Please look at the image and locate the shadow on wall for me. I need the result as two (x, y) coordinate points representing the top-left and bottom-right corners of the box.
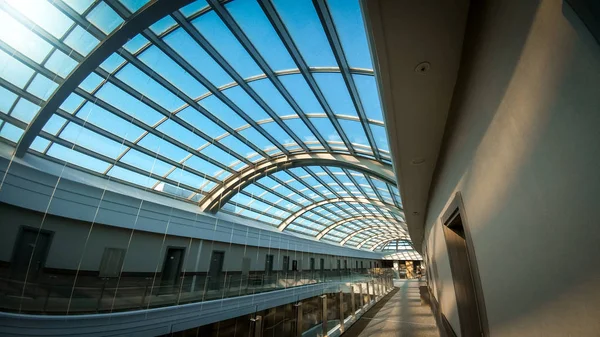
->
(427, 0), (600, 335)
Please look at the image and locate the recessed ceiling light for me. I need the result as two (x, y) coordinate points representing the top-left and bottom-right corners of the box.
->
(415, 62), (431, 74)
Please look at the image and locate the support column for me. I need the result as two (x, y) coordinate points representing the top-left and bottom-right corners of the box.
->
(369, 280), (375, 303)
(295, 302), (303, 337)
(251, 315), (263, 337)
(338, 290), (345, 333)
(351, 285), (356, 318)
(321, 295), (328, 337)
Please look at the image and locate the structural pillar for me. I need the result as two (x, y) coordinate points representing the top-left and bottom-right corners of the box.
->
(295, 302), (303, 337)
(351, 285), (356, 318)
(338, 290), (345, 333)
(321, 295), (328, 337)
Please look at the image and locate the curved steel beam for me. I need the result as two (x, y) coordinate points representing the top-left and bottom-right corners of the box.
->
(277, 196), (403, 231)
(315, 215), (405, 240)
(357, 233), (406, 250)
(14, 0), (193, 157)
(339, 227), (408, 246)
(200, 152), (396, 212)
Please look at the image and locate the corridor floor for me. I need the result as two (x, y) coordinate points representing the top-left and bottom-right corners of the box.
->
(342, 280), (439, 337)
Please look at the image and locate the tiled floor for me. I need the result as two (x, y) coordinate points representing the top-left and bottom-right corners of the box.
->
(343, 280), (439, 337)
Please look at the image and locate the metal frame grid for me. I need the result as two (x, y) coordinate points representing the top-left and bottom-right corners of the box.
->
(0, 0), (406, 249)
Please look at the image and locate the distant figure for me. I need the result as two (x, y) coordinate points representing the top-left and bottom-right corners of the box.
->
(416, 267), (422, 280)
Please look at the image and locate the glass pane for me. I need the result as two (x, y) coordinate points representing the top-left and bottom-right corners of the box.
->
(0, 49), (34, 89)
(353, 74), (382, 121)
(0, 9), (53, 63)
(226, 0), (295, 71)
(191, 11), (262, 78)
(271, 0), (337, 67)
(313, 73), (357, 117)
(327, 0), (373, 69)
(86, 2), (124, 35)
(164, 28), (233, 87)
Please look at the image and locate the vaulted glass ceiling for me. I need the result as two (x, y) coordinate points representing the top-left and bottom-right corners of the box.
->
(0, 0), (407, 250)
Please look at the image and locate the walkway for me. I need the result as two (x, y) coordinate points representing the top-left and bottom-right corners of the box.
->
(343, 279), (439, 337)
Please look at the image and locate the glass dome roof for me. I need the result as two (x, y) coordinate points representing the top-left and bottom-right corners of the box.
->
(0, 0), (407, 250)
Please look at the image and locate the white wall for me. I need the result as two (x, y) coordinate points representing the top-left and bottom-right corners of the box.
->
(424, 1), (600, 336)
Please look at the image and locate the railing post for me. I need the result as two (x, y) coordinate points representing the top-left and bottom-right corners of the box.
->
(295, 302), (303, 337)
(338, 290), (345, 333)
(321, 294), (328, 337)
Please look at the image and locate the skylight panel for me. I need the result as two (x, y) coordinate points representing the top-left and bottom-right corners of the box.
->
(278, 119), (316, 146)
(156, 119), (208, 150)
(150, 15), (177, 35)
(138, 133), (189, 162)
(309, 117), (342, 145)
(259, 121), (295, 147)
(76, 101), (145, 142)
(60, 123), (126, 159)
(278, 74), (322, 114)
(226, 0), (295, 71)
(248, 78), (296, 117)
(200, 144), (240, 168)
(272, 0), (337, 67)
(95, 83), (163, 126)
(138, 46), (208, 99)
(353, 74), (383, 121)
(313, 73), (357, 117)
(26, 74), (58, 100)
(192, 11), (262, 78)
(219, 134), (261, 160)
(108, 166), (158, 188)
(0, 10), (52, 63)
(30, 136), (50, 153)
(370, 124), (390, 152)
(115, 64), (185, 111)
(62, 0), (95, 15)
(238, 127), (276, 152)
(119, 149), (172, 176)
(6, 0), (73, 39)
(164, 28), (234, 88)
(0, 86), (17, 114)
(64, 25), (100, 56)
(86, 2), (124, 35)
(222, 86), (270, 121)
(11, 98), (40, 124)
(326, 0), (373, 69)
(0, 122), (23, 142)
(176, 106), (225, 139)
(123, 33), (149, 54)
(179, 1), (209, 18)
(339, 119), (369, 148)
(199, 95), (247, 129)
(46, 143), (111, 173)
(41, 115), (67, 136)
(45, 50), (78, 78)
(0, 49), (34, 89)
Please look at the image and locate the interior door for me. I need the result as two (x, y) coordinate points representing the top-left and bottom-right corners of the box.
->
(160, 247), (184, 293)
(11, 227), (52, 281)
(208, 251), (224, 290)
(444, 213), (483, 336)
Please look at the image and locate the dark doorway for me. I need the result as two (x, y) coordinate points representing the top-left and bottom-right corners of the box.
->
(320, 258), (325, 279)
(265, 254), (274, 275)
(10, 226), (53, 281)
(355, 260), (359, 270)
(160, 247), (184, 294)
(208, 251), (224, 290)
(442, 194), (487, 337)
(282, 256), (289, 272)
(292, 260), (298, 271)
(310, 257), (315, 271)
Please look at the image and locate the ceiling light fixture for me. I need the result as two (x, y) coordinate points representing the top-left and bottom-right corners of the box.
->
(415, 62), (431, 74)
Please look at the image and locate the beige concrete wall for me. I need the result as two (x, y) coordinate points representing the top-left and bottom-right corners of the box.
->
(0, 203), (379, 274)
(424, 1), (600, 336)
